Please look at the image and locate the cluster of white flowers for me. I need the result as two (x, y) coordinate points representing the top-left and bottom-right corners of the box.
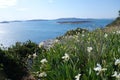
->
(93, 58), (120, 79)
(73, 35), (79, 40)
(62, 53), (70, 61)
(113, 30), (120, 34)
(87, 47), (93, 53)
(38, 72), (47, 77)
(115, 59), (120, 65)
(112, 71), (120, 79)
(75, 73), (81, 80)
(94, 63), (107, 75)
(112, 59), (120, 79)
(37, 58), (48, 78)
(54, 39), (59, 43)
(40, 58), (48, 64)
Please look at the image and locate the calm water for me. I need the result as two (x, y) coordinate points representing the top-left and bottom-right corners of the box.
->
(0, 19), (113, 47)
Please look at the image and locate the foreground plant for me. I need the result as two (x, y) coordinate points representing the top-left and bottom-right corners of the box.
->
(62, 53), (70, 62)
(94, 63), (107, 75)
(115, 59), (120, 66)
(75, 73), (81, 80)
(112, 71), (120, 79)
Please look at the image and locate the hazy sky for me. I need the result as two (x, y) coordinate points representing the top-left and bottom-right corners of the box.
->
(0, 0), (120, 21)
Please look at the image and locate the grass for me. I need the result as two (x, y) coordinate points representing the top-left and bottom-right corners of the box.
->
(31, 28), (120, 80)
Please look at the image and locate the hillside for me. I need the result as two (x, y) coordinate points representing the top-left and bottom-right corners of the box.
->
(103, 17), (120, 32)
(107, 17), (120, 27)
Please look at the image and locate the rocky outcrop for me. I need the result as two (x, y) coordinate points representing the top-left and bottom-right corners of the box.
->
(21, 74), (36, 80)
(39, 39), (59, 50)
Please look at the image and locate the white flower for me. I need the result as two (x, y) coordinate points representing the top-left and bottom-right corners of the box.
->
(39, 42), (44, 48)
(104, 33), (108, 38)
(75, 73), (81, 80)
(77, 40), (80, 42)
(82, 34), (85, 37)
(38, 72), (47, 77)
(112, 71), (120, 79)
(113, 31), (116, 34)
(54, 39), (59, 43)
(62, 53), (70, 61)
(94, 63), (107, 75)
(116, 31), (120, 34)
(33, 53), (37, 59)
(40, 58), (48, 64)
(87, 47), (93, 53)
(28, 55), (31, 58)
(82, 30), (85, 33)
(115, 59), (120, 65)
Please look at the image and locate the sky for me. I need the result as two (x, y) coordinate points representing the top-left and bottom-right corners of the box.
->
(0, 0), (120, 21)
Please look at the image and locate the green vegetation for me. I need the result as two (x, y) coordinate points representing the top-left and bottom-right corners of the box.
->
(104, 13), (120, 33)
(31, 28), (120, 80)
(119, 10), (120, 17)
(57, 28), (88, 40)
(0, 16), (120, 80)
(106, 11), (120, 28)
(107, 17), (120, 27)
(0, 41), (40, 80)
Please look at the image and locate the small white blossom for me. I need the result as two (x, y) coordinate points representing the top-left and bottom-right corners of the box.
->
(39, 42), (44, 48)
(112, 71), (120, 79)
(113, 31), (116, 34)
(87, 47), (93, 53)
(75, 73), (81, 80)
(33, 53), (37, 59)
(28, 55), (31, 58)
(82, 30), (85, 33)
(104, 33), (108, 38)
(82, 34), (85, 37)
(38, 72), (47, 77)
(116, 31), (120, 34)
(54, 39), (59, 43)
(77, 40), (80, 42)
(115, 59), (120, 66)
(62, 53), (70, 61)
(40, 58), (48, 64)
(94, 63), (107, 75)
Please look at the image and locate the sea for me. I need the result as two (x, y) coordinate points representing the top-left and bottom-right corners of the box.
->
(0, 19), (113, 47)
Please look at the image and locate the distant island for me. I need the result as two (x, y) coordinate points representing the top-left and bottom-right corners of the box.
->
(0, 20), (22, 23)
(0, 21), (10, 23)
(57, 21), (91, 24)
(0, 18), (111, 24)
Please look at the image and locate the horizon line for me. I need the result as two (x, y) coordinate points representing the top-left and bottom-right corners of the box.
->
(0, 17), (115, 22)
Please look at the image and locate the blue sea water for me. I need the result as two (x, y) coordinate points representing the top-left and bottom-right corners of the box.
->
(0, 19), (113, 47)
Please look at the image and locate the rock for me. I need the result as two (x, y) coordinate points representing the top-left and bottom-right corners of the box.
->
(21, 74), (36, 80)
(39, 39), (59, 50)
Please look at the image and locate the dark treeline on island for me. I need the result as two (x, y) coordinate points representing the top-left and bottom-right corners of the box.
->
(57, 21), (91, 24)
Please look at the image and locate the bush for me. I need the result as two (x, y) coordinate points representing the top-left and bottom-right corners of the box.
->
(0, 40), (40, 80)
